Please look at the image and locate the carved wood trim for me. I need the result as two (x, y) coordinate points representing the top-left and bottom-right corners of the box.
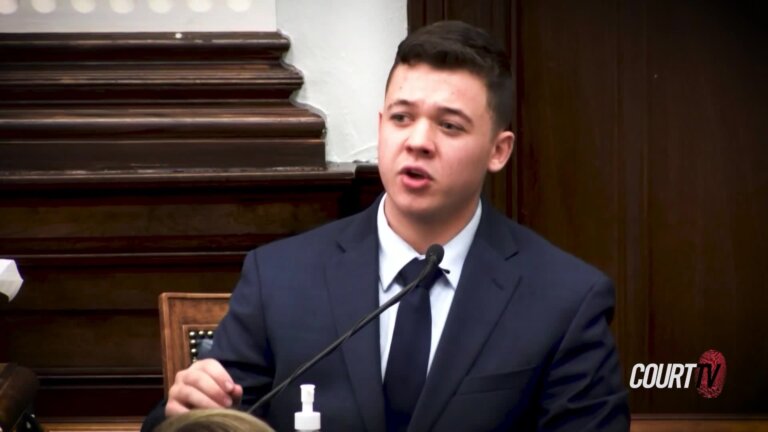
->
(0, 162), (356, 191)
(0, 32), (299, 100)
(0, 32), (325, 173)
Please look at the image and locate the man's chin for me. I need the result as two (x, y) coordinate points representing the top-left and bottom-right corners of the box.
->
(388, 191), (480, 227)
(394, 201), (444, 225)
(385, 190), (426, 211)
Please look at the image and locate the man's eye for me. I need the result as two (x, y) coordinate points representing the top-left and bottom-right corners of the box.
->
(390, 113), (408, 123)
(441, 122), (464, 132)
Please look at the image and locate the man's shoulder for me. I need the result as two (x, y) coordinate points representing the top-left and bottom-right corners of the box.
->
(488, 208), (609, 287)
(248, 209), (367, 261)
(488, 209), (616, 323)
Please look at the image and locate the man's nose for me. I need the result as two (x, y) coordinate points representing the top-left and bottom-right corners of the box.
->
(405, 119), (436, 156)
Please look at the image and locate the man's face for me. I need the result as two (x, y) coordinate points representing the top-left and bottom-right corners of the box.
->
(378, 63), (513, 226)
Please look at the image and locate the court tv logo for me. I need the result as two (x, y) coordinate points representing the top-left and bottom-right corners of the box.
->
(629, 349), (726, 398)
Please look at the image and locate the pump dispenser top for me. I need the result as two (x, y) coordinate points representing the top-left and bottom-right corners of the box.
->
(294, 384), (321, 431)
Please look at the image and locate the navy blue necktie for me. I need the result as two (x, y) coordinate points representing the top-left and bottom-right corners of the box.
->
(383, 258), (443, 432)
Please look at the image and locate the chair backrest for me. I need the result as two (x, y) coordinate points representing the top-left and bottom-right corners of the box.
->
(159, 292), (231, 394)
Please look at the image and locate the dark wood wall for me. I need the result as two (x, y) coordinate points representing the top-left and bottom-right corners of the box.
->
(411, 0), (767, 422)
(0, 169), (383, 418)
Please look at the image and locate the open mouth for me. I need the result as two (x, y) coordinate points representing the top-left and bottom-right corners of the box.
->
(402, 166), (431, 180)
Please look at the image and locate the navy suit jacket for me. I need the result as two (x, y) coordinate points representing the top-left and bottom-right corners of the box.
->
(143, 197), (629, 431)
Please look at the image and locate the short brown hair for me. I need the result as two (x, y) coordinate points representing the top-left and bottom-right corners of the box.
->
(386, 20), (513, 131)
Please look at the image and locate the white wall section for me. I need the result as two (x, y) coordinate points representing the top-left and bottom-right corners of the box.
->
(277, 0), (407, 162)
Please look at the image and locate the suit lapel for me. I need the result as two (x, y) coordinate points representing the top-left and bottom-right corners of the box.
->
(325, 200), (386, 432)
(409, 203), (522, 432)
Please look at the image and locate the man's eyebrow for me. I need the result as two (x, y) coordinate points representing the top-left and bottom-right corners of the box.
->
(386, 99), (415, 111)
(386, 100), (474, 126)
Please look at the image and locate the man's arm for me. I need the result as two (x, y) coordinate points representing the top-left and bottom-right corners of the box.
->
(202, 249), (275, 409)
(537, 277), (630, 431)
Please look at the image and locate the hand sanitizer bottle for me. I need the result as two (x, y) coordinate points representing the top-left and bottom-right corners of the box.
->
(294, 384), (321, 432)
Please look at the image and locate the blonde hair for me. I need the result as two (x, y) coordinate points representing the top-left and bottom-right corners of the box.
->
(155, 408), (274, 432)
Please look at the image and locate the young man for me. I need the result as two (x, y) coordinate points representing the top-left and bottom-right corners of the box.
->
(143, 21), (629, 431)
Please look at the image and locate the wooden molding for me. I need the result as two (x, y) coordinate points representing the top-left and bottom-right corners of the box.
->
(42, 418), (143, 432)
(0, 32), (298, 100)
(630, 415), (768, 432)
(0, 32), (325, 173)
(0, 163), (357, 192)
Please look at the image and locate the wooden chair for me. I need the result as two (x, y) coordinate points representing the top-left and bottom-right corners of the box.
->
(158, 292), (231, 394)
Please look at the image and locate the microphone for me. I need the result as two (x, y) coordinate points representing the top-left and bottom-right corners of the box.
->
(246, 244), (445, 414)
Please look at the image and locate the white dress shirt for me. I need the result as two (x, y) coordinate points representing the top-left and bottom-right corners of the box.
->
(377, 194), (481, 378)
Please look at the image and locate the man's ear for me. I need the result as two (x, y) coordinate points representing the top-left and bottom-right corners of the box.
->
(487, 130), (515, 173)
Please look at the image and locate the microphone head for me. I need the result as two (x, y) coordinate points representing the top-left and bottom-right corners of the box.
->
(426, 244), (445, 265)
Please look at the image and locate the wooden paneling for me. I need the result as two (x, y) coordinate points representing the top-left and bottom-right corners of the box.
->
(3, 312), (161, 370)
(640, 0), (767, 414)
(411, 0), (767, 421)
(617, 0), (653, 413)
(6, 259), (240, 311)
(0, 193), (338, 251)
(0, 138), (325, 172)
(0, 167), (384, 417)
(516, 0), (620, 274)
(517, 0), (767, 417)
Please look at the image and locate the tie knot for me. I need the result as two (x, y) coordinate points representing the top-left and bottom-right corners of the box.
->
(396, 258), (442, 291)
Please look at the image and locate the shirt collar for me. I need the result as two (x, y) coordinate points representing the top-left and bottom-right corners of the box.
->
(377, 193), (482, 292)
